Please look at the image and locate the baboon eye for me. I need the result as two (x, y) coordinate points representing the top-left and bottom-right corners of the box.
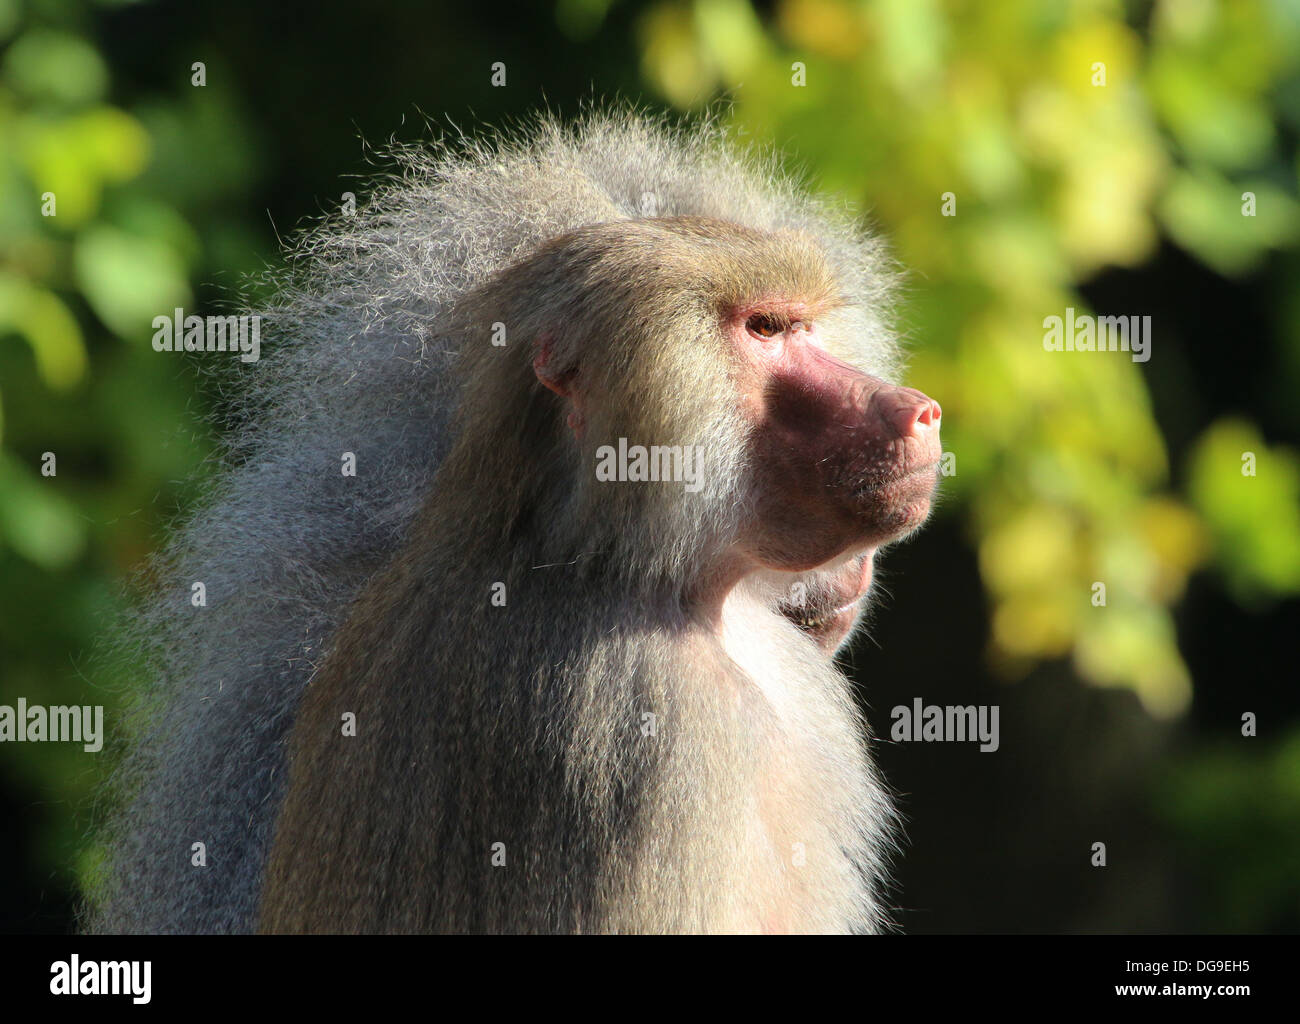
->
(746, 313), (785, 339)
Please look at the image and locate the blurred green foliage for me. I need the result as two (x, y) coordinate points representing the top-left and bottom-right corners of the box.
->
(634, 0), (1300, 931)
(638, 0), (1300, 716)
(1156, 732), (1300, 930)
(0, 2), (238, 907)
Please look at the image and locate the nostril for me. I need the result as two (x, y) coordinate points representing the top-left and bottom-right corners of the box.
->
(889, 397), (941, 436)
(875, 387), (943, 437)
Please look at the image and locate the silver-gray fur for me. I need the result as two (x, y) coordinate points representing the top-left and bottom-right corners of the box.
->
(88, 108), (901, 934)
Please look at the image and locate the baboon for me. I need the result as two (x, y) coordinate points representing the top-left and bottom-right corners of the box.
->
(91, 111), (941, 935)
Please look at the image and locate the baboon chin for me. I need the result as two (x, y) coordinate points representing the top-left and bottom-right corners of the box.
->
(92, 110), (940, 936)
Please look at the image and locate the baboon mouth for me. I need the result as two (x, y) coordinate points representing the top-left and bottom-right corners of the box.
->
(775, 553), (874, 649)
(789, 609), (833, 629)
(779, 599), (862, 649)
(781, 598), (857, 630)
(853, 461), (941, 496)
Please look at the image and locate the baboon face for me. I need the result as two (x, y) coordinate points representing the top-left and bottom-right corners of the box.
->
(729, 302), (942, 649)
(527, 216), (940, 650)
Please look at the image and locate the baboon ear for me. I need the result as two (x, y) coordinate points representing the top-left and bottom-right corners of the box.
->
(532, 332), (585, 437)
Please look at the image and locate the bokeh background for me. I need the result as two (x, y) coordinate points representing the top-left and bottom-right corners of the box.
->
(1, 0), (1297, 933)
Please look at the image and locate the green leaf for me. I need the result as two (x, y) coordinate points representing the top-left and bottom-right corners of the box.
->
(73, 226), (190, 340)
(0, 452), (86, 568)
(0, 273), (87, 390)
(1188, 419), (1300, 599)
(2, 30), (108, 105)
